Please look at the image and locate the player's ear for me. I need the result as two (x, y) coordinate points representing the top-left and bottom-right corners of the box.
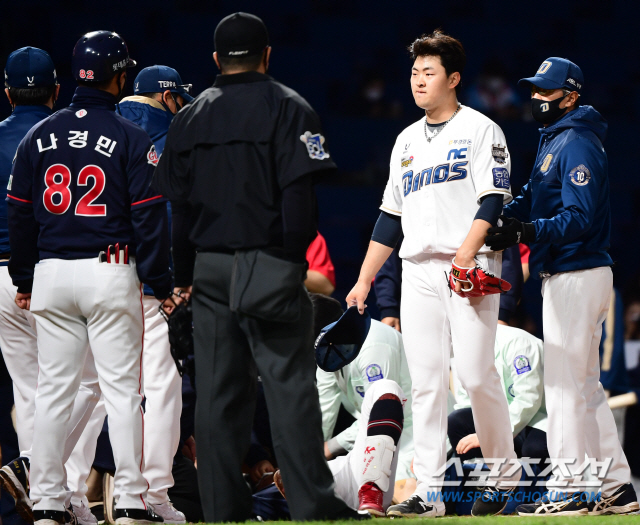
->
(213, 51), (221, 72)
(263, 46), (272, 72)
(4, 88), (12, 106)
(449, 71), (461, 90)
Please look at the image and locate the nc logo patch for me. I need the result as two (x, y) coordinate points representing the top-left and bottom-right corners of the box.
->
(493, 167), (510, 189)
(366, 364), (383, 382)
(569, 164), (591, 186)
(514, 355), (531, 375)
(300, 131), (330, 160)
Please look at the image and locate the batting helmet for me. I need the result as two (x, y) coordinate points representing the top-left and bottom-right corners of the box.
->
(72, 30), (137, 83)
(315, 306), (371, 372)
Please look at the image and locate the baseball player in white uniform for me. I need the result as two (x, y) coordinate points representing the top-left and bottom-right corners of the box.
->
(346, 30), (521, 517)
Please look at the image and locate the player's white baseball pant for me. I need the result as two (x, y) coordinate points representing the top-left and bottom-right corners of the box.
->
(29, 258), (148, 512)
(542, 267), (631, 496)
(0, 265), (38, 456)
(328, 379), (403, 510)
(401, 254), (519, 502)
(141, 296), (182, 504)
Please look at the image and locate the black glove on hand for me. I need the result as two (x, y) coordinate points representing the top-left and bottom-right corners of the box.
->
(485, 215), (536, 251)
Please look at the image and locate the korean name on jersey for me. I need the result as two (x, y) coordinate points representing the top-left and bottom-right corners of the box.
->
(381, 106), (513, 259)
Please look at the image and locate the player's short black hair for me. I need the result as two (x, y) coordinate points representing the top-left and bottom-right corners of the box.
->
(310, 293), (344, 338)
(408, 29), (466, 94)
(7, 85), (56, 106)
(217, 52), (264, 74)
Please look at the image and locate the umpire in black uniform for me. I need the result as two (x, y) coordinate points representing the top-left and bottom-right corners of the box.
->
(153, 12), (362, 523)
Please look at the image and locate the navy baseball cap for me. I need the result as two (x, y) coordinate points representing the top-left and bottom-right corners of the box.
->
(315, 306), (371, 372)
(133, 65), (193, 102)
(519, 57), (583, 94)
(215, 12), (269, 58)
(4, 47), (57, 88)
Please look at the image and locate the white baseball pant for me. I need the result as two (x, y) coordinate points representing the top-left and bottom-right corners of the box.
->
(542, 267), (631, 496)
(328, 379), (404, 510)
(29, 258), (148, 512)
(141, 296), (182, 504)
(400, 253), (519, 502)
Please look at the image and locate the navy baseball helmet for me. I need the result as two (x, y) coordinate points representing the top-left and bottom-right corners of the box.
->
(315, 306), (371, 372)
(72, 30), (137, 82)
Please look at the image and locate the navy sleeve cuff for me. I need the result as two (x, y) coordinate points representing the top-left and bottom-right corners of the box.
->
(379, 307), (400, 319)
(475, 193), (503, 226)
(371, 211), (403, 248)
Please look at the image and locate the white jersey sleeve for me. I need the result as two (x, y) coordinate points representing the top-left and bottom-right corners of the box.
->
(316, 367), (343, 441)
(471, 121), (514, 204)
(380, 138), (404, 216)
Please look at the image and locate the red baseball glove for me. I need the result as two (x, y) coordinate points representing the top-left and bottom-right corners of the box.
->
(448, 258), (512, 298)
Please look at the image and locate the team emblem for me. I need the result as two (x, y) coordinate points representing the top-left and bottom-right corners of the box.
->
(569, 164), (591, 186)
(300, 131), (330, 160)
(147, 145), (159, 166)
(492, 167), (510, 189)
(401, 155), (414, 168)
(366, 364), (383, 382)
(27, 76), (35, 87)
(75, 109), (87, 118)
(541, 154), (553, 172)
(491, 144), (508, 164)
(514, 355), (531, 375)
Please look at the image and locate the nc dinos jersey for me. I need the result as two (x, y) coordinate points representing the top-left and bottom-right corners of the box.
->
(381, 105), (513, 259)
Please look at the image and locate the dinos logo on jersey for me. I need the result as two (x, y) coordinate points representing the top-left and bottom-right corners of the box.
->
(147, 145), (159, 166)
(401, 155), (414, 168)
(492, 144), (508, 164)
(300, 131), (330, 160)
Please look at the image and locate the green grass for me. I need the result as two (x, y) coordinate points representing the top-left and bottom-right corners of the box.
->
(225, 517), (640, 525)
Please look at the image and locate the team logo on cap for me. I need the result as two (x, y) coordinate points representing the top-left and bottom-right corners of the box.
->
(569, 164), (591, 186)
(300, 131), (330, 160)
(537, 61), (552, 74)
(27, 76), (35, 87)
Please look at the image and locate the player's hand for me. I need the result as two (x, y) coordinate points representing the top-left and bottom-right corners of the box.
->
(15, 292), (31, 311)
(346, 280), (370, 314)
(172, 286), (192, 306)
(485, 216), (536, 251)
(457, 433), (481, 455)
(182, 435), (196, 463)
(324, 441), (334, 460)
(249, 460), (275, 484)
(453, 253), (475, 294)
(381, 317), (401, 332)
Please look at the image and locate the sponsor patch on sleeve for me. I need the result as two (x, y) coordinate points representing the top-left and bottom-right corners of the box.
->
(569, 164), (591, 186)
(365, 364), (384, 382)
(492, 167), (510, 189)
(514, 355), (531, 375)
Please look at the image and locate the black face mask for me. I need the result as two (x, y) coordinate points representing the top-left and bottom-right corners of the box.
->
(531, 95), (567, 124)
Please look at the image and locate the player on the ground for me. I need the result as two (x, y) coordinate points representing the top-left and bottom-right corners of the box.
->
(118, 65), (194, 524)
(6, 30), (173, 525)
(275, 296), (407, 516)
(486, 57), (639, 516)
(346, 30), (521, 517)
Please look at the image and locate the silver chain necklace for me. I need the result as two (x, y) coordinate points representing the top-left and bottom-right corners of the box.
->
(424, 103), (462, 143)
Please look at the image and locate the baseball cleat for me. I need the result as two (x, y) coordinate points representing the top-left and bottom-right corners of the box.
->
(589, 483), (640, 515)
(517, 491), (589, 516)
(273, 469), (286, 499)
(72, 501), (97, 525)
(358, 482), (385, 517)
(0, 456), (33, 522)
(148, 502), (185, 524)
(114, 507), (163, 525)
(386, 494), (445, 517)
(471, 485), (515, 516)
(34, 509), (66, 525)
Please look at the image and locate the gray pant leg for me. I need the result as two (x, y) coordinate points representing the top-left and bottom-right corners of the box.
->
(192, 254), (257, 522)
(240, 293), (351, 520)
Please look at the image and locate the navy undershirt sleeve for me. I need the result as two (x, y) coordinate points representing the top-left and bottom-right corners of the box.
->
(371, 211), (403, 248)
(474, 193), (503, 226)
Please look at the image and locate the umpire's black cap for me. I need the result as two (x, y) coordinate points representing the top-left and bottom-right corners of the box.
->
(215, 12), (269, 58)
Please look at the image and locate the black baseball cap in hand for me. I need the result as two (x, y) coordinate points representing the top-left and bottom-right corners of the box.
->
(215, 12), (269, 57)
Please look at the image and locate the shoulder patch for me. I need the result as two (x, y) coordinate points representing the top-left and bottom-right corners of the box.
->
(569, 164), (591, 186)
(300, 131), (330, 160)
(514, 355), (531, 375)
(365, 364), (384, 382)
(493, 167), (510, 189)
(491, 143), (508, 164)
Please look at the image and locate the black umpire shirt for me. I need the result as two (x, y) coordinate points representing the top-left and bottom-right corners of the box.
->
(152, 71), (336, 286)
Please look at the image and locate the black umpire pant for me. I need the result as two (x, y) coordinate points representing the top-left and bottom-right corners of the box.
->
(192, 252), (350, 522)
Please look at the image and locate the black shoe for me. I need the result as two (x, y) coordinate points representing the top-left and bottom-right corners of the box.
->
(386, 494), (445, 517)
(0, 456), (33, 522)
(114, 508), (164, 524)
(590, 483), (640, 515)
(33, 509), (65, 524)
(471, 486), (515, 516)
(517, 491), (589, 516)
